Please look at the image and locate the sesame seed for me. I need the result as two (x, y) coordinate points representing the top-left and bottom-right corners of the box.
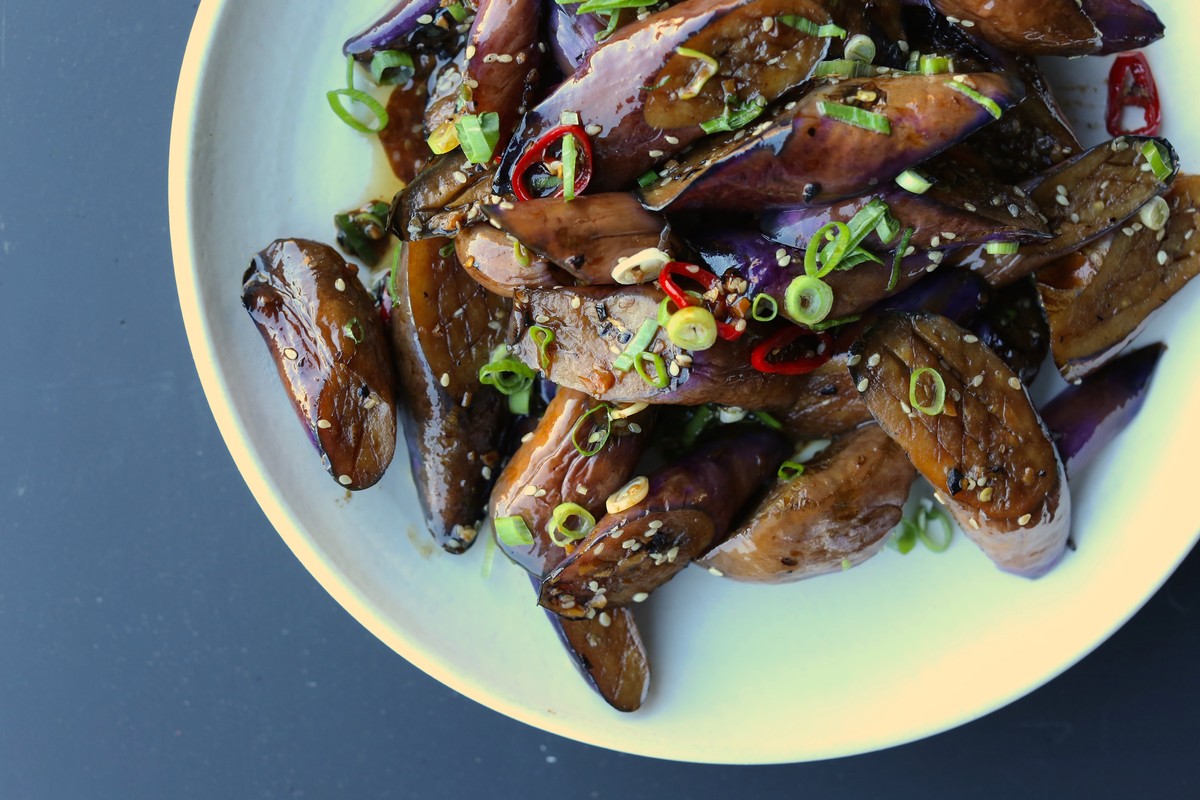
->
(283, 347), (298, 360)
(338, 475), (353, 486)
(867, 353), (881, 367)
(665, 135), (679, 144)
(521, 432), (534, 443)
(496, 53), (513, 63)
(334, 278), (346, 292)
(1055, 195), (1070, 207)
(708, 567), (724, 577)
(856, 378), (869, 392)
(481, 466), (492, 480)
(440, 373), (450, 388)
(979, 487), (993, 502)
(666, 546), (680, 563)
(960, 19), (975, 27)
(535, 489), (547, 498)
(1009, 203), (1022, 216)
(1157, 250), (1169, 265)
(1008, 377), (1022, 390)
(942, 232), (957, 240)
(761, 16), (774, 31)
(498, 201), (516, 211)
(632, 592), (649, 603)
(1018, 513), (1032, 526)
(648, 149), (664, 158)
(452, 170), (468, 183)
(622, 539), (636, 550)
(931, 236), (941, 248)
(971, 374), (984, 387)
(968, 517), (980, 530)
(963, 334), (979, 343)
(964, 202), (977, 212)
(317, 419), (332, 429)
(598, 612), (612, 627)
(416, 13), (433, 23)
(585, 124), (602, 136)
(1070, 213), (1080, 224)
(648, 520), (663, 530)
(900, 401), (912, 414)
(523, 484), (538, 496)
(628, 422), (643, 434)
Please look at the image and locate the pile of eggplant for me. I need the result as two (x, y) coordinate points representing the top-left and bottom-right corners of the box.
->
(240, 0), (1199, 711)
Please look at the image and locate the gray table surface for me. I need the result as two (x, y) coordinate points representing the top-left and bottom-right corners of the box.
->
(2, 2), (1198, 798)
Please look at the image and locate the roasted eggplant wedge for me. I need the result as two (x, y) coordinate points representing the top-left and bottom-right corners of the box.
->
(454, 223), (571, 297)
(378, 67), (434, 185)
(484, 193), (678, 285)
(390, 237), (511, 552)
(543, 597), (651, 713)
(494, 0), (834, 194)
(539, 430), (788, 617)
(389, 150), (498, 240)
(638, 72), (1025, 211)
(242, 239), (397, 490)
(700, 424), (916, 582)
(970, 276), (1050, 385)
(928, 0), (1100, 56)
(1037, 175), (1200, 382)
(459, 0), (543, 146)
(490, 390), (654, 576)
(848, 312), (1070, 577)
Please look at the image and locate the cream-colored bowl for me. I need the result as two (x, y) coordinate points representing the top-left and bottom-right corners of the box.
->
(170, 0), (1200, 763)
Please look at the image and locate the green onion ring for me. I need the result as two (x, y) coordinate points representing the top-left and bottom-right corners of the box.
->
(495, 516), (535, 547)
(548, 503), (596, 547)
(570, 404), (612, 457)
(784, 275), (834, 326)
(909, 366), (947, 416)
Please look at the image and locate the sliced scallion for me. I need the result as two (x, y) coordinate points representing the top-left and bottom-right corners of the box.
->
(1140, 139), (1173, 181)
(751, 293), (779, 322)
(946, 79), (1003, 119)
(895, 169), (932, 194)
(778, 15), (847, 38)
(888, 228), (915, 292)
(513, 241), (532, 267)
(328, 88), (389, 134)
(637, 169), (660, 187)
(919, 55), (953, 75)
(666, 306), (719, 350)
(445, 2), (469, 22)
(635, 351), (669, 388)
(426, 119), (460, 154)
(548, 503), (596, 547)
(529, 325), (556, 371)
(571, 404), (613, 456)
(613, 319), (659, 371)
(810, 313), (860, 332)
(752, 411), (783, 430)
(805, 221), (852, 278)
(816, 100), (890, 135)
(495, 516), (535, 547)
(909, 367), (946, 416)
(785, 275), (834, 326)
(370, 50), (415, 85)
(675, 47), (719, 100)
(985, 241), (1020, 255)
(699, 97), (766, 134)
(777, 461), (805, 481)
(917, 506), (953, 553)
(455, 112), (501, 165)
(1139, 195), (1170, 231)
(814, 59), (872, 79)
(844, 34), (876, 63)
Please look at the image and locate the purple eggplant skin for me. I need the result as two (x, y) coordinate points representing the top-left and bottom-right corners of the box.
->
(509, 284), (815, 409)
(378, 70), (434, 185)
(390, 237), (511, 553)
(970, 277), (1050, 385)
(547, 5), (605, 76)
(539, 430), (788, 617)
(484, 193), (677, 285)
(848, 311), (1070, 578)
(461, 0), (544, 146)
(700, 424), (916, 583)
(1040, 344), (1164, 477)
(494, 0), (834, 195)
(454, 223), (571, 297)
(639, 72), (1026, 212)
(243, 240), (398, 490)
(1036, 174), (1200, 383)
(344, 0), (463, 59)
(490, 388), (654, 577)
(952, 135), (1181, 287)
(928, 0), (1100, 56)
(543, 600), (651, 712)
(1080, 0), (1165, 54)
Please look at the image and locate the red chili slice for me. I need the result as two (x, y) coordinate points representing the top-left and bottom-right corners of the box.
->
(511, 124), (594, 202)
(657, 261), (745, 341)
(1106, 52), (1161, 137)
(750, 327), (832, 375)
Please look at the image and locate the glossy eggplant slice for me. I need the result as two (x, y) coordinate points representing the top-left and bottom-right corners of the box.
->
(1040, 344), (1165, 476)
(494, 0), (834, 194)
(970, 276), (1049, 385)
(388, 150), (498, 240)
(639, 71), (1024, 212)
(454, 223), (570, 296)
(700, 424), (916, 582)
(548, 5), (605, 76)
(1037, 175), (1200, 382)
(490, 389), (654, 576)
(390, 237), (511, 552)
(343, 0), (463, 59)
(509, 285), (814, 408)
(378, 68), (434, 185)
(928, 0), (1099, 56)
(545, 603), (651, 712)
(242, 240), (397, 490)
(460, 0), (544, 145)
(539, 430), (788, 617)
(484, 193), (678, 285)
(953, 136), (1181, 287)
(1080, 0), (1165, 54)
(848, 312), (1070, 577)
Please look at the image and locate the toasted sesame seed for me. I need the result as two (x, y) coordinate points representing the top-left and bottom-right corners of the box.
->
(333, 278), (346, 292)
(968, 517), (980, 529)
(632, 592), (649, 603)
(1157, 250), (1169, 265)
(622, 539), (636, 550)
(598, 611), (612, 627)
(535, 488), (547, 498)
(283, 347), (299, 360)
(979, 487), (993, 502)
(1018, 513), (1032, 526)
(338, 475), (353, 486)
(522, 484), (538, 496)
(971, 374), (984, 387)
(1054, 195), (1070, 207)
(708, 567), (724, 577)
(963, 334), (979, 343)
(481, 466), (492, 480)
(648, 149), (664, 158)
(440, 373), (451, 388)
(900, 401), (912, 414)
(665, 135), (679, 144)
(847, 354), (862, 367)
(856, 378), (869, 392)
(416, 13), (433, 23)
(317, 419), (332, 429)
(666, 546), (680, 563)
(1008, 377), (1022, 390)
(761, 16), (774, 30)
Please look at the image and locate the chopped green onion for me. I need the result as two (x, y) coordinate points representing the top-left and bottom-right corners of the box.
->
(835, 249), (883, 272)
(813, 59), (872, 79)
(561, 118), (579, 201)
(895, 169), (932, 194)
(446, 2), (469, 22)
(529, 325), (556, 371)
(675, 47), (719, 100)
(909, 367), (946, 416)
(387, 246), (403, 307)
(785, 275), (834, 326)
(751, 293), (779, 322)
(548, 503), (596, 547)
(945, 79), (1003, 119)
(985, 241), (1020, 255)
(1139, 195), (1170, 231)
(805, 221), (852, 278)
(841, 557), (852, 571)
(917, 506), (953, 553)
(495, 516), (535, 547)
(334, 202), (390, 266)
(841, 198), (894, 253)
(778, 461), (806, 481)
(530, 173), (564, 193)
(746, 412), (779, 431)
(919, 55), (953, 75)
(426, 119), (460, 154)
(613, 319), (659, 371)
(844, 34), (876, 64)
(370, 50), (415, 84)
(1139, 140), (1173, 181)
(635, 351), (669, 388)
(888, 519), (919, 554)
(593, 11), (621, 42)
(455, 112), (501, 165)
(513, 241), (532, 267)
(875, 215), (901, 246)
(328, 88), (389, 134)
(888, 228), (914, 292)
(778, 16), (847, 38)
(681, 405), (715, 447)
(342, 317), (364, 344)
(666, 306), (719, 350)
(637, 170), (660, 187)
(905, 50), (922, 73)
(438, 242), (455, 258)
(810, 313), (860, 332)
(699, 97), (766, 134)
(570, 404), (612, 456)
(479, 345), (536, 414)
(575, 0), (651, 13)
(817, 100), (890, 135)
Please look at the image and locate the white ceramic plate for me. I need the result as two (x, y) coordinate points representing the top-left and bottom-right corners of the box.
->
(170, 0), (1200, 763)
